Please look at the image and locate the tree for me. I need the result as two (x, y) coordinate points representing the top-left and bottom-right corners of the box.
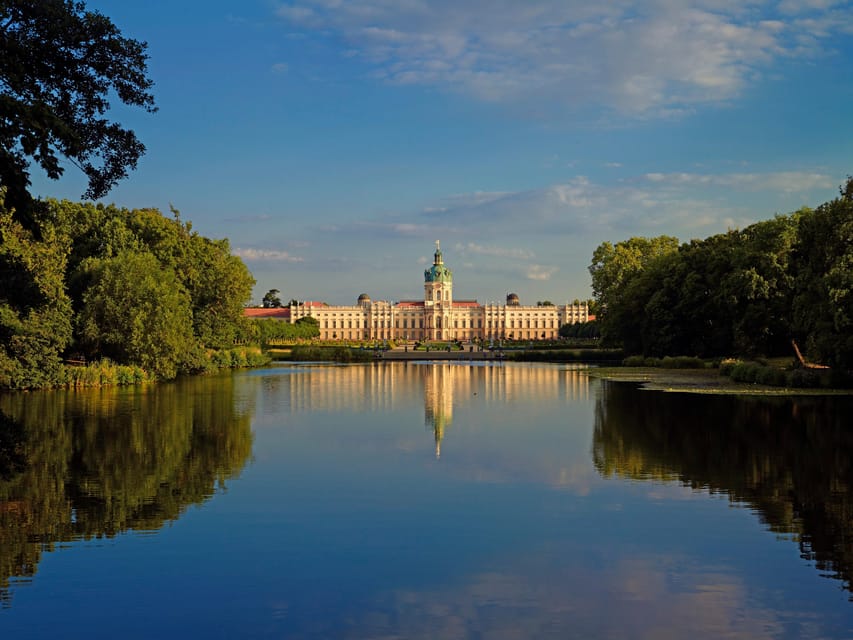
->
(0, 193), (72, 388)
(793, 178), (853, 369)
(589, 236), (679, 347)
(0, 0), (156, 223)
(187, 237), (255, 348)
(78, 251), (197, 379)
(262, 289), (282, 308)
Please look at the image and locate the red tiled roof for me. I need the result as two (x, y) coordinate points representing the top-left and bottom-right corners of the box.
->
(452, 300), (480, 308)
(243, 307), (291, 319)
(396, 300), (425, 307)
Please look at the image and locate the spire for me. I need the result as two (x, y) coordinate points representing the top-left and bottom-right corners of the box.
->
(434, 239), (443, 265)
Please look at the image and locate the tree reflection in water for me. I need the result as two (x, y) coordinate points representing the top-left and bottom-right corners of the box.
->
(0, 374), (253, 606)
(592, 381), (853, 597)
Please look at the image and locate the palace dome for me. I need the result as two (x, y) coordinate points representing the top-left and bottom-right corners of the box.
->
(507, 293), (520, 306)
(424, 242), (453, 283)
(424, 263), (452, 283)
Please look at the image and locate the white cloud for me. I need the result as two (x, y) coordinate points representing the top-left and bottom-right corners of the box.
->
(409, 168), (842, 238)
(642, 170), (835, 193)
(232, 248), (304, 262)
(274, 0), (851, 116)
(454, 242), (536, 260)
(526, 264), (558, 281)
(271, 62), (289, 74)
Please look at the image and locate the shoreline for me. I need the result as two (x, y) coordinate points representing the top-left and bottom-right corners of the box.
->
(588, 367), (853, 396)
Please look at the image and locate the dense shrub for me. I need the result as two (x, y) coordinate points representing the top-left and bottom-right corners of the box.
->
(729, 362), (761, 383)
(756, 366), (787, 386)
(718, 359), (739, 376)
(787, 368), (820, 388)
(721, 360), (826, 388)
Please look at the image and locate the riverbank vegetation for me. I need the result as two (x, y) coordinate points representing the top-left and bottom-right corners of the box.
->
(0, 196), (259, 389)
(589, 178), (853, 385)
(507, 348), (624, 363)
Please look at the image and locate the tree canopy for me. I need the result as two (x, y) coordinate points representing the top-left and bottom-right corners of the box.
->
(0, 0), (156, 222)
(262, 289), (283, 308)
(0, 195), (256, 388)
(588, 178), (853, 370)
(78, 251), (195, 379)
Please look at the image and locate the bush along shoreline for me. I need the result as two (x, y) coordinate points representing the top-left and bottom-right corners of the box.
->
(718, 358), (853, 390)
(54, 347), (271, 390)
(617, 354), (852, 390)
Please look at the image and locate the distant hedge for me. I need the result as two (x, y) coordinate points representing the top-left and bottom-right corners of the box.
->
(287, 346), (372, 363)
(623, 355), (707, 369)
(507, 349), (624, 363)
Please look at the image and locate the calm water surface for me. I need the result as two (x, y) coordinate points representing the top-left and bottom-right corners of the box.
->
(1, 361), (853, 639)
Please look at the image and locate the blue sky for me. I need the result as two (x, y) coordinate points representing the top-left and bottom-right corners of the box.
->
(32, 0), (853, 305)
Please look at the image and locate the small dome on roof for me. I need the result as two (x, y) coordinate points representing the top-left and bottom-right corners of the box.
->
(506, 293), (520, 306)
(357, 293), (371, 306)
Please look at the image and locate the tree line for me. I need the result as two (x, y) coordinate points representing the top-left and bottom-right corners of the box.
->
(0, 196), (256, 388)
(589, 178), (853, 370)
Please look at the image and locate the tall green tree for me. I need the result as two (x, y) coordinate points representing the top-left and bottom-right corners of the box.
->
(262, 289), (283, 308)
(48, 199), (254, 351)
(189, 236), (255, 348)
(0, 195), (72, 388)
(589, 236), (679, 347)
(0, 0), (156, 224)
(793, 179), (853, 369)
(78, 251), (197, 379)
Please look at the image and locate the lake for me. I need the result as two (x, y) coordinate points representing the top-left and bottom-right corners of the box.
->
(1, 361), (852, 639)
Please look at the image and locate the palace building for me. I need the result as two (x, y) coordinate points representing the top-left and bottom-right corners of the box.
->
(245, 242), (590, 342)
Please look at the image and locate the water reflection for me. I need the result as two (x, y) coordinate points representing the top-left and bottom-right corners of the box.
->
(258, 361), (590, 460)
(2, 364), (852, 637)
(0, 374), (253, 606)
(593, 380), (853, 597)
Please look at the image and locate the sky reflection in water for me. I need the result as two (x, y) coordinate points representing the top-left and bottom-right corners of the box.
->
(1, 362), (852, 639)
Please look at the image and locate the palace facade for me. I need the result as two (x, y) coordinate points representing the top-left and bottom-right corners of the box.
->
(245, 242), (590, 342)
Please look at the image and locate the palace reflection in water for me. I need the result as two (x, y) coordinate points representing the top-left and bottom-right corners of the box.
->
(257, 361), (590, 458)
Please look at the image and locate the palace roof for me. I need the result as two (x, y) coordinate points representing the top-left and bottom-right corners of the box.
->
(244, 307), (291, 319)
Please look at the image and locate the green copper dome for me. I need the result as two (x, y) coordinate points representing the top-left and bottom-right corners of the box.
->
(424, 242), (453, 283)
